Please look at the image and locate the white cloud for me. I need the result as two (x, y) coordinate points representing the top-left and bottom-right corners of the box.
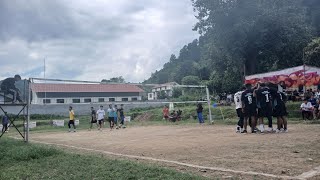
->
(0, 0), (198, 82)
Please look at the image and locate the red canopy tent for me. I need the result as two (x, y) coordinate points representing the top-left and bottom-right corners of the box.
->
(245, 65), (320, 88)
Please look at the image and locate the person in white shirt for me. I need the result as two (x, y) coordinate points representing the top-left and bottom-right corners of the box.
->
(300, 99), (313, 120)
(234, 87), (246, 133)
(315, 89), (320, 99)
(96, 105), (105, 130)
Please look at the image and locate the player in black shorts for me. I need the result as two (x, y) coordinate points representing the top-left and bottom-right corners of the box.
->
(241, 84), (257, 133)
(271, 84), (288, 133)
(89, 107), (98, 130)
(255, 83), (274, 133)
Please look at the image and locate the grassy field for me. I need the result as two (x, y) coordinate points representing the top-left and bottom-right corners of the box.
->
(0, 138), (206, 180)
(4, 101), (319, 134)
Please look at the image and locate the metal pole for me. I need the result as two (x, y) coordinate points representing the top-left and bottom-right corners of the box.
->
(26, 79), (31, 143)
(303, 64), (306, 93)
(23, 80), (26, 141)
(206, 86), (213, 123)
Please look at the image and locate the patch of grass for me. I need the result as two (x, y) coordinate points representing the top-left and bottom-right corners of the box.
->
(0, 138), (206, 180)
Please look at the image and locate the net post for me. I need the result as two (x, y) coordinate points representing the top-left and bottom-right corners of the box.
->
(206, 86), (213, 123)
(26, 78), (31, 143)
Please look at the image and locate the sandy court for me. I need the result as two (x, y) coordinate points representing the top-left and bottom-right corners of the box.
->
(30, 124), (320, 179)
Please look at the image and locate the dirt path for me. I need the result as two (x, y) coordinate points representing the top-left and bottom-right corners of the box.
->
(30, 124), (320, 179)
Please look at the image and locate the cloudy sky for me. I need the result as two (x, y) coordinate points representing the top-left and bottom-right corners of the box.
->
(0, 0), (198, 82)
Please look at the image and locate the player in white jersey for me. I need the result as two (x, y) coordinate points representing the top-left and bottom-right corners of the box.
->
(96, 105), (105, 131)
(234, 87), (246, 133)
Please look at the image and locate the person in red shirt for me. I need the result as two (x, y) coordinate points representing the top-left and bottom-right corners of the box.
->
(162, 105), (169, 120)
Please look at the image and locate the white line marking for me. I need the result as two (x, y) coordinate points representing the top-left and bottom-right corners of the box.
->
(29, 139), (293, 179)
(295, 166), (320, 179)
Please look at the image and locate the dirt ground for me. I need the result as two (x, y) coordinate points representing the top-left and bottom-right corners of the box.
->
(30, 124), (320, 179)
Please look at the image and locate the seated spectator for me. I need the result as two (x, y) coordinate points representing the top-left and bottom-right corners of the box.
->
(315, 89), (320, 100)
(301, 99), (313, 120)
(304, 90), (312, 100)
(169, 110), (177, 122)
(315, 99), (320, 119)
(309, 95), (317, 106)
(176, 109), (182, 121)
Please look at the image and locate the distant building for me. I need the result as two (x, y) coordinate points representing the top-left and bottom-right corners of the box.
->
(31, 83), (144, 104)
(148, 82), (179, 100)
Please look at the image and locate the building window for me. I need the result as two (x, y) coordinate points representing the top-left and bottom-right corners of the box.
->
(132, 97), (138, 101)
(122, 98), (128, 102)
(98, 98), (104, 102)
(56, 99), (65, 104)
(109, 98), (115, 102)
(72, 99), (80, 103)
(43, 99), (51, 104)
(84, 98), (91, 103)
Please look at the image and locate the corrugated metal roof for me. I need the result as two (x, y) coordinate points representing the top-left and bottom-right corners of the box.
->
(31, 83), (144, 93)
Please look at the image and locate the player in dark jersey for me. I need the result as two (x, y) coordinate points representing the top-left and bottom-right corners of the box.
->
(271, 84), (288, 133)
(254, 83), (274, 133)
(89, 107), (98, 130)
(118, 104), (126, 128)
(241, 84), (257, 133)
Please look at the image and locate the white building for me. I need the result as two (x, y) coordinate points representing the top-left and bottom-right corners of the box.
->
(148, 82), (179, 100)
(31, 83), (144, 104)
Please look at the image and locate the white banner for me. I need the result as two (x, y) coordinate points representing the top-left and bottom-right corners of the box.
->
(52, 120), (65, 127)
(124, 116), (131, 122)
(24, 121), (37, 129)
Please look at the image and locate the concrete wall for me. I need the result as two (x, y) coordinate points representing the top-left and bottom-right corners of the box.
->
(0, 102), (169, 116)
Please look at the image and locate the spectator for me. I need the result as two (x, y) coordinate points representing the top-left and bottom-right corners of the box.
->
(300, 99), (313, 120)
(304, 89), (312, 100)
(162, 105), (169, 120)
(169, 110), (177, 122)
(2, 113), (9, 133)
(314, 99), (320, 119)
(315, 89), (320, 99)
(197, 103), (204, 124)
(309, 95), (317, 106)
(177, 109), (182, 121)
(0, 75), (23, 103)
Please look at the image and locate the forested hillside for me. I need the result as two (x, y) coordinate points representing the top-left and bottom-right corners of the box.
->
(145, 0), (320, 93)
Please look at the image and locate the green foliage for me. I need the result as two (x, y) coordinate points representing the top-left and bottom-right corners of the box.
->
(181, 76), (200, 85)
(145, 0), (320, 94)
(172, 87), (183, 98)
(158, 90), (168, 99)
(304, 37), (320, 67)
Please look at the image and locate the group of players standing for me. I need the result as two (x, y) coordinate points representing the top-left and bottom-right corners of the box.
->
(234, 82), (288, 134)
(67, 105), (126, 132)
(91, 104), (126, 131)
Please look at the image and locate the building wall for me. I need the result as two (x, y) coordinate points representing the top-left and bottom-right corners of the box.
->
(0, 102), (169, 116)
(32, 92), (142, 104)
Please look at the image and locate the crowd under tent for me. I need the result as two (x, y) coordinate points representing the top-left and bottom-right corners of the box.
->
(245, 65), (320, 91)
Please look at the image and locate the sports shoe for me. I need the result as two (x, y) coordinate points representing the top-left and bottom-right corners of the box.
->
(241, 130), (247, 133)
(280, 128), (284, 133)
(68, 129), (71, 132)
(276, 129), (280, 133)
(267, 127), (274, 133)
(259, 124), (265, 133)
(251, 129), (257, 133)
(73, 130), (76, 132)
(284, 129), (288, 133)
(236, 126), (240, 133)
